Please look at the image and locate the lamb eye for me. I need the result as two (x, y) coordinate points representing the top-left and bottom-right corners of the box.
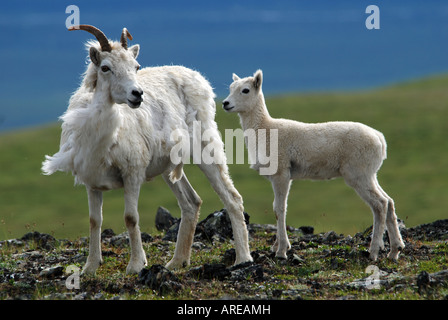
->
(136, 65), (140, 71)
(242, 88), (250, 94)
(101, 65), (110, 72)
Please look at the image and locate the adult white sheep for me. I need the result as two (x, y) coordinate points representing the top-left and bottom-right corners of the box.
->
(222, 70), (405, 261)
(42, 25), (252, 275)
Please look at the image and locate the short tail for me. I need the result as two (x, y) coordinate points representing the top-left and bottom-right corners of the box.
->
(41, 155), (57, 175)
(376, 131), (387, 161)
(41, 151), (72, 175)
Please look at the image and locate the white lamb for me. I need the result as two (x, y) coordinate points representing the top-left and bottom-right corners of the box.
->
(222, 70), (405, 261)
(42, 25), (252, 275)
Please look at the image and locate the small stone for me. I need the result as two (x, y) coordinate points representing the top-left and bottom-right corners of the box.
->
(110, 233), (129, 247)
(141, 232), (153, 243)
(299, 226), (314, 235)
(288, 254), (304, 266)
(93, 293), (104, 300)
(108, 231), (152, 247)
(192, 241), (206, 250)
(39, 266), (64, 279)
(323, 231), (340, 243)
(101, 228), (115, 240)
(222, 248), (236, 266)
(417, 270), (434, 293)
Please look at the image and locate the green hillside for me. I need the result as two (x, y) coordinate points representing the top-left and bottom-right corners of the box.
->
(1, 75), (447, 240)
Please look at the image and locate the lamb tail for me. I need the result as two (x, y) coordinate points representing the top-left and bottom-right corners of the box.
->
(375, 131), (387, 161)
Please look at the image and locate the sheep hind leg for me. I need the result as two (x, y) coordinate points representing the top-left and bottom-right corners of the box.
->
(375, 181), (405, 260)
(82, 188), (103, 275)
(163, 173), (202, 270)
(270, 173), (292, 259)
(197, 162), (253, 265)
(346, 176), (388, 261)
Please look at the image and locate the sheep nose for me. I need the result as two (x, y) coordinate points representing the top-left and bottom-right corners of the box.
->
(132, 89), (143, 99)
(223, 101), (229, 107)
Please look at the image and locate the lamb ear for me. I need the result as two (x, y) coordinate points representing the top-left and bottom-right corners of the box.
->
(89, 46), (102, 66)
(253, 69), (263, 91)
(128, 44), (140, 59)
(232, 73), (240, 81)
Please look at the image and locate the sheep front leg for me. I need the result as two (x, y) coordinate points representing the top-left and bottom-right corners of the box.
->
(270, 173), (292, 259)
(82, 188), (103, 275)
(123, 180), (147, 274)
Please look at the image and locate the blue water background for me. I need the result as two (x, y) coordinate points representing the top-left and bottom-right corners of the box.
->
(0, 0), (447, 132)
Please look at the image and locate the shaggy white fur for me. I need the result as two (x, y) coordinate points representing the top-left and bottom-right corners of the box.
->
(42, 26), (252, 274)
(223, 70), (405, 261)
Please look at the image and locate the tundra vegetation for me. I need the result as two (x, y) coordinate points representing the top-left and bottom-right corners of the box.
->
(0, 73), (447, 300)
(0, 214), (447, 300)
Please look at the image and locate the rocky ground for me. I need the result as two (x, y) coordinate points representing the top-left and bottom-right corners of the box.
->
(0, 208), (447, 300)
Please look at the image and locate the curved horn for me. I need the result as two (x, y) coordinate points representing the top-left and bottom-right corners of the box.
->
(69, 25), (112, 52)
(120, 28), (133, 50)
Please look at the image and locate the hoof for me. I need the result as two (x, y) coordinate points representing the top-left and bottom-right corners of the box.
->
(165, 258), (189, 270)
(126, 257), (147, 275)
(82, 262), (100, 275)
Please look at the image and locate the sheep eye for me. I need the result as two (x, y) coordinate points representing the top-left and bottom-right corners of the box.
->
(136, 65), (140, 71)
(242, 88), (250, 94)
(101, 65), (110, 72)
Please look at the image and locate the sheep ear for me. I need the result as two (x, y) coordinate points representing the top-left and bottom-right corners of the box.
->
(128, 44), (140, 59)
(253, 70), (263, 91)
(232, 73), (240, 81)
(82, 63), (98, 90)
(89, 47), (101, 66)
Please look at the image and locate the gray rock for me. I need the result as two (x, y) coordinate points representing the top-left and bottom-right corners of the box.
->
(161, 208), (250, 243)
(195, 209), (250, 242)
(416, 269), (448, 294)
(187, 263), (230, 281)
(163, 222), (180, 242)
(222, 248), (236, 266)
(155, 206), (180, 232)
(403, 219), (448, 241)
(21, 231), (57, 250)
(0, 239), (24, 247)
(108, 231), (153, 247)
(417, 271), (432, 293)
(101, 228), (115, 240)
(298, 226), (314, 235)
(230, 262), (264, 281)
(138, 264), (182, 295)
(323, 231), (342, 243)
